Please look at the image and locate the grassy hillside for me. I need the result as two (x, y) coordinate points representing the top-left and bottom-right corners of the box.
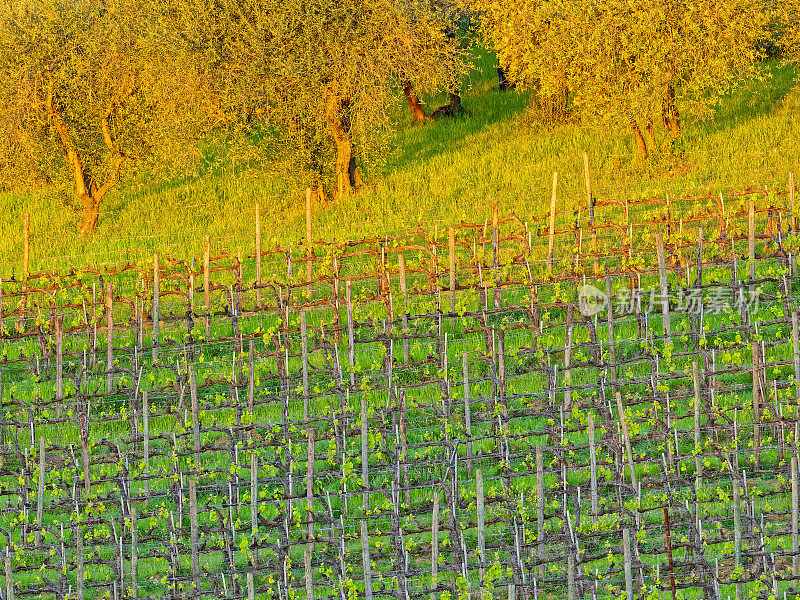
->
(1, 51), (799, 274)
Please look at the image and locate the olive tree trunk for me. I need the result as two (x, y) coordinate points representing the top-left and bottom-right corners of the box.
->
(403, 81), (431, 123)
(632, 124), (648, 159)
(325, 92), (359, 201)
(662, 85), (680, 138)
(49, 85), (126, 235)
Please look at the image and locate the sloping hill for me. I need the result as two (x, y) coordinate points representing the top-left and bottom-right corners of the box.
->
(1, 52), (798, 273)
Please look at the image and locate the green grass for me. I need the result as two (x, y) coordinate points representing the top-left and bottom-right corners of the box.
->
(1, 51), (799, 274)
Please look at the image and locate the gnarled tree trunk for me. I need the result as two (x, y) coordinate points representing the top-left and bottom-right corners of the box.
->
(403, 81), (431, 123)
(662, 85), (680, 139)
(632, 124), (648, 159)
(325, 92), (359, 201)
(79, 192), (102, 236)
(48, 81), (126, 235)
(431, 92), (461, 119)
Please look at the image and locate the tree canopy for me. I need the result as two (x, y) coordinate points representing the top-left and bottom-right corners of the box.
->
(0, 0), (220, 234)
(179, 0), (469, 201)
(468, 0), (770, 158)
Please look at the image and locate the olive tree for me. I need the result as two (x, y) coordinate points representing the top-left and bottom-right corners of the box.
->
(774, 0), (800, 63)
(0, 0), (220, 234)
(469, 0), (770, 158)
(182, 0), (468, 201)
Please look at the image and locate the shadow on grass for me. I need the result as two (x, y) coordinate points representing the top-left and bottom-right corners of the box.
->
(385, 50), (532, 173)
(684, 60), (798, 144)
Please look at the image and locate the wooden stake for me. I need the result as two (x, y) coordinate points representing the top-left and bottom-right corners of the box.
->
(623, 527), (633, 600)
(400, 390), (410, 505)
(361, 393), (369, 511)
(548, 172), (558, 275)
(143, 390), (150, 497)
(431, 489), (440, 596)
(752, 340), (761, 470)
(791, 172), (796, 233)
(346, 281), (355, 386)
(564, 305), (573, 409)
(793, 312), (800, 404)
(732, 477), (743, 600)
(655, 234), (671, 341)
(130, 507), (138, 598)
(107, 282), (113, 393)
(190, 480), (200, 592)
(3, 547), (11, 600)
(463, 352), (473, 475)
(248, 339), (255, 416)
(22, 213), (29, 280)
(398, 255), (410, 364)
(251, 452), (258, 566)
(306, 187), (313, 296)
(152, 254), (159, 364)
(204, 235), (210, 339)
(35, 436), (44, 549)
(606, 276), (616, 383)
(476, 468), (486, 585)
(749, 194), (756, 285)
(536, 445), (545, 577)
(55, 315), (63, 412)
(305, 429), (315, 600)
(493, 200), (501, 309)
(301, 310), (309, 421)
(588, 412), (598, 523)
(792, 456), (798, 577)
(360, 520), (373, 600)
(76, 526), (84, 600)
(255, 202), (262, 306)
(449, 227), (456, 319)
(583, 153), (593, 271)
(190, 365), (201, 468)
(693, 361), (702, 483)
(615, 391), (638, 490)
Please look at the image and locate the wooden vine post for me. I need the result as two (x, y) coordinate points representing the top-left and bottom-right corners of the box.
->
(255, 202), (262, 306)
(204, 235), (211, 339)
(20, 213), (30, 332)
(463, 352), (473, 475)
(301, 309), (309, 421)
(305, 429), (315, 600)
(616, 392), (638, 491)
(476, 468), (486, 586)
(22, 213), (29, 279)
(655, 234), (671, 341)
(749, 194), (756, 291)
(588, 412), (598, 523)
(306, 187), (313, 296)
(792, 456), (799, 577)
(189, 480), (200, 593)
(790, 172), (796, 234)
(584, 153), (598, 273)
(398, 254), (410, 363)
(449, 226), (456, 321)
(536, 445), (545, 577)
(752, 339), (761, 469)
(190, 365), (201, 469)
(35, 436), (44, 549)
(548, 172), (558, 275)
(693, 361), (702, 485)
(55, 315), (63, 415)
(106, 282), (114, 393)
(492, 200), (500, 309)
(152, 254), (159, 364)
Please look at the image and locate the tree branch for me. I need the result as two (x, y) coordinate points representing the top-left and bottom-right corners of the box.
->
(46, 78), (89, 200)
